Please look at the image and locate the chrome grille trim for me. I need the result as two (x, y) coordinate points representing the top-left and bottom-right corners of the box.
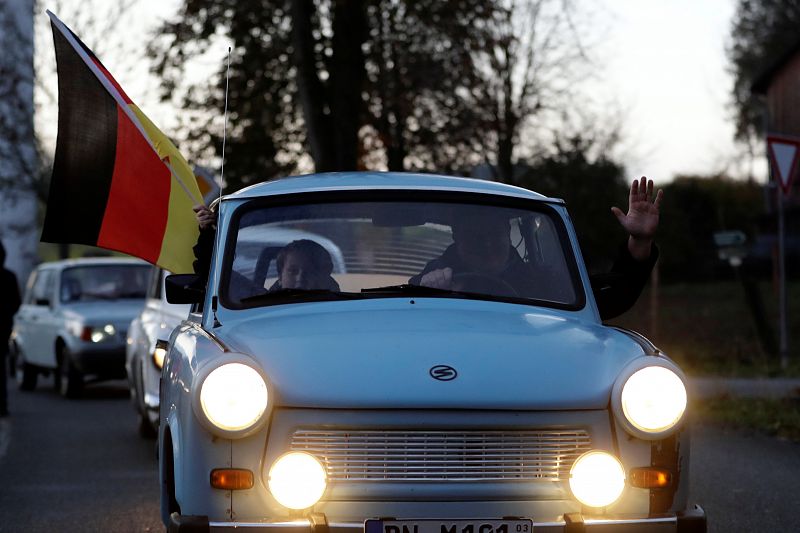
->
(290, 429), (591, 481)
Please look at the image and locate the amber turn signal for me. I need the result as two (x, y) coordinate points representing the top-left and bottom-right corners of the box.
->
(210, 468), (254, 490)
(628, 467), (672, 489)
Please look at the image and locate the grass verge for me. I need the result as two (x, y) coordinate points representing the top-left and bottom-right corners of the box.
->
(693, 396), (800, 442)
(609, 280), (800, 378)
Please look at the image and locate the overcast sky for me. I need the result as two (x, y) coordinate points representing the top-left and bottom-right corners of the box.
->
(591, 0), (759, 182)
(36, 0), (760, 184)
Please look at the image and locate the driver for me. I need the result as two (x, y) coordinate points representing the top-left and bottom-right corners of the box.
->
(408, 212), (526, 296)
(410, 177), (663, 320)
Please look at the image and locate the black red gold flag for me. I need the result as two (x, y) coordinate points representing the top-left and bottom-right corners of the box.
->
(42, 11), (202, 273)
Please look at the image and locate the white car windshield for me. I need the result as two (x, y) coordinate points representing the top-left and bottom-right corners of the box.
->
(60, 264), (150, 303)
(221, 197), (583, 309)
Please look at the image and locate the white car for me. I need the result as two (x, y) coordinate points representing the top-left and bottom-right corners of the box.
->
(126, 267), (190, 437)
(159, 172), (706, 532)
(11, 257), (150, 398)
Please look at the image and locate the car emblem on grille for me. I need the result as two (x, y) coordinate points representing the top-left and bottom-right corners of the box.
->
(429, 365), (458, 381)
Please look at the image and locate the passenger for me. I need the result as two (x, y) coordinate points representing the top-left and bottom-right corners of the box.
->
(410, 177), (663, 320)
(0, 241), (21, 417)
(191, 208), (339, 296)
(269, 240), (340, 291)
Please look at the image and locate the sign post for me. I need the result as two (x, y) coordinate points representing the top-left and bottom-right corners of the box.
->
(766, 134), (799, 369)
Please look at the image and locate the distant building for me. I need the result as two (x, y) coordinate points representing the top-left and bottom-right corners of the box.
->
(750, 40), (800, 273)
(752, 38), (800, 206)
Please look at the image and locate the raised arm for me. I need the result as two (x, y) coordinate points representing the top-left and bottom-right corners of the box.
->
(610, 177), (663, 261)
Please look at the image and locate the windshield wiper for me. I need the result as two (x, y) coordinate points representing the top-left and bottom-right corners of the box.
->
(361, 284), (460, 296)
(238, 288), (358, 304)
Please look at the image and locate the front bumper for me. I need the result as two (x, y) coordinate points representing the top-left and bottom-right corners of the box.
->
(70, 344), (126, 378)
(169, 506), (706, 533)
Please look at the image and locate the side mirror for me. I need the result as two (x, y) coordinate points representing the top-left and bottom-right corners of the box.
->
(165, 274), (205, 304)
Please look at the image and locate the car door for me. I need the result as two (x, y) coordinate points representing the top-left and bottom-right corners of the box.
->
(24, 267), (59, 368)
(13, 268), (40, 364)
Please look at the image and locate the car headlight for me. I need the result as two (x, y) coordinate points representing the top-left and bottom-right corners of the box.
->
(268, 452), (327, 509)
(612, 360), (687, 439)
(152, 346), (167, 369)
(197, 362), (269, 435)
(569, 450), (626, 508)
(152, 340), (168, 369)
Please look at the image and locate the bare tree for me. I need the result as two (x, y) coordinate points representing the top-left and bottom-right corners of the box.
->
(0, 1), (39, 197)
(0, 0), (39, 279)
(476, 0), (591, 184)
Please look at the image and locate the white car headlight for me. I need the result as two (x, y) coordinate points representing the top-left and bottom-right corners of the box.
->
(198, 363), (269, 434)
(268, 452), (327, 509)
(569, 450), (626, 508)
(612, 360), (687, 439)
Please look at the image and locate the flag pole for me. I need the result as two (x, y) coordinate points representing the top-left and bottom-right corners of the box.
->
(777, 175), (788, 369)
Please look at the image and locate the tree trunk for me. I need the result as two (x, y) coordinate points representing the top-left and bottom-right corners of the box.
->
(330, 0), (367, 170)
(290, 0), (335, 172)
(386, 30), (407, 171)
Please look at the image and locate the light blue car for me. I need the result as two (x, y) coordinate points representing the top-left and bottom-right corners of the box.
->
(159, 172), (706, 532)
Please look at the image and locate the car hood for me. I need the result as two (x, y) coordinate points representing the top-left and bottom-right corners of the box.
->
(61, 300), (146, 327)
(218, 300), (647, 410)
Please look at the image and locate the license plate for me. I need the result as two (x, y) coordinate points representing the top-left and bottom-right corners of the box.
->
(365, 519), (532, 533)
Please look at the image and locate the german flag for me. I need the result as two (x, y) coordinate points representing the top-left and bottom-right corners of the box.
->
(42, 11), (202, 274)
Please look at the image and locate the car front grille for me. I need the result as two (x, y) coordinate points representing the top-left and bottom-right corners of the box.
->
(290, 429), (591, 482)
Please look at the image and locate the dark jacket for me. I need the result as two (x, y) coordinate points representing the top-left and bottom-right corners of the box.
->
(192, 226), (216, 283)
(410, 242), (659, 320)
(1, 268), (21, 343)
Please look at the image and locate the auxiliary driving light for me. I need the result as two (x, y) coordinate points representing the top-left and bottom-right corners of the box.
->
(569, 450), (626, 508)
(268, 452), (327, 509)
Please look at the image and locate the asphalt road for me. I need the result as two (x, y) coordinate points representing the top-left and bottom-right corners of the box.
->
(0, 377), (162, 532)
(1, 376), (799, 532)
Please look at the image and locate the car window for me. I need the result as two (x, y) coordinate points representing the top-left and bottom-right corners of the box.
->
(60, 264), (151, 303)
(29, 269), (53, 306)
(145, 266), (163, 300)
(23, 270), (37, 305)
(221, 198), (581, 310)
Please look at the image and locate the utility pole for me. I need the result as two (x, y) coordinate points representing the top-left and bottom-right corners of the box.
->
(776, 180), (788, 368)
(765, 134), (798, 369)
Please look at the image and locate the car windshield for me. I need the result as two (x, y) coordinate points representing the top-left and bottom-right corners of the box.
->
(222, 198), (582, 309)
(60, 264), (150, 302)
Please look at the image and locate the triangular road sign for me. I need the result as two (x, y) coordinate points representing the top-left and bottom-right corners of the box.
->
(767, 134), (800, 194)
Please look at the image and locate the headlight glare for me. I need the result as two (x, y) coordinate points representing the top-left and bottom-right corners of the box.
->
(621, 366), (687, 433)
(199, 363), (268, 432)
(268, 452), (327, 509)
(569, 451), (626, 508)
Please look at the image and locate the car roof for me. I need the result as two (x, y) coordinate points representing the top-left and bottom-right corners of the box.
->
(224, 172), (562, 203)
(36, 257), (149, 270)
